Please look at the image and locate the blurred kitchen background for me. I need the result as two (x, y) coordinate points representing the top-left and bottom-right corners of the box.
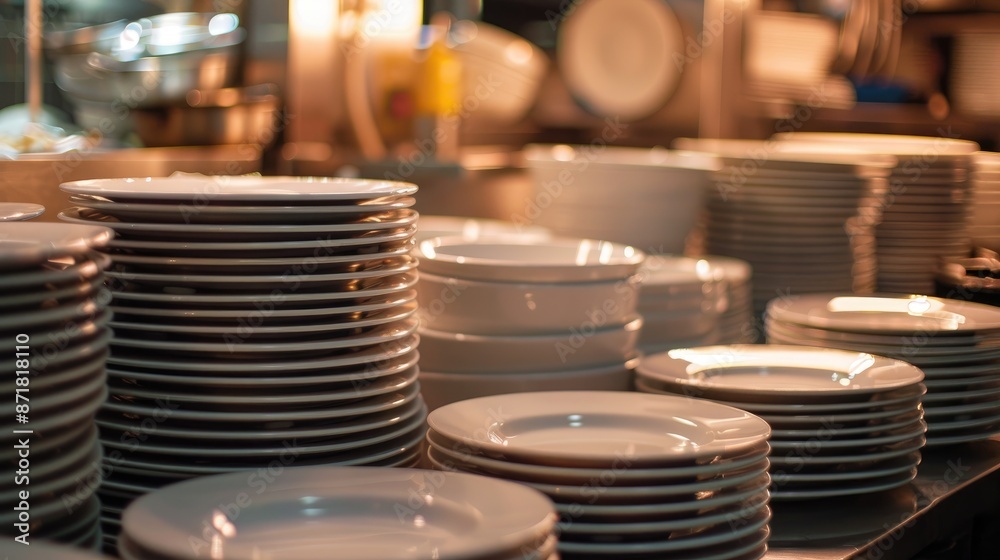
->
(2, 0), (1000, 218)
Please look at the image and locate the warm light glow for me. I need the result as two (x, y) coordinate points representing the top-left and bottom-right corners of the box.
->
(291, 0), (340, 38)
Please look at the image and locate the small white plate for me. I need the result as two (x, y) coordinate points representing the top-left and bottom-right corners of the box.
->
(68, 195), (416, 223)
(110, 302), (416, 335)
(99, 396), (425, 441)
(106, 235), (414, 257)
(416, 237), (644, 283)
(101, 412), (426, 458)
(768, 293), (1000, 334)
(102, 383), (421, 423)
(638, 345), (924, 397)
(61, 175), (418, 201)
(106, 335), (418, 374)
(110, 317), (417, 354)
(426, 430), (770, 485)
(121, 466), (555, 560)
(59, 207), (417, 233)
(0, 202), (45, 221)
(427, 391), (771, 467)
(0, 222), (112, 266)
(556, 511), (770, 556)
(770, 468), (916, 500)
(106, 257), (416, 289)
(111, 273), (417, 306)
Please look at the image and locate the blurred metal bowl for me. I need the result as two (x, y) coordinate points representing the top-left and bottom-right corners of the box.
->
(130, 84), (280, 147)
(43, 20), (129, 55)
(52, 28), (244, 108)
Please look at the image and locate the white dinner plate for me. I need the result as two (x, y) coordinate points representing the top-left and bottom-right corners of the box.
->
(427, 391), (770, 468)
(638, 345), (924, 397)
(59, 206), (417, 233)
(417, 237), (644, 284)
(0, 223), (112, 266)
(768, 293), (1000, 334)
(107, 334), (417, 373)
(68, 195), (416, 223)
(120, 466), (554, 560)
(426, 430), (770, 485)
(61, 175), (418, 201)
(105, 257), (416, 289)
(0, 202), (45, 221)
(110, 317), (417, 354)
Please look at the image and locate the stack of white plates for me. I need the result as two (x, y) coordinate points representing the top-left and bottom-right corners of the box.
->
(414, 237), (643, 411)
(766, 293), (1000, 445)
(773, 133), (979, 294)
(426, 391), (773, 559)
(676, 138), (893, 318)
(636, 346), (927, 500)
(57, 176), (427, 549)
(638, 255), (755, 353)
(117, 466), (559, 560)
(0, 223), (113, 550)
(970, 152), (1000, 252)
(0, 202), (45, 221)
(951, 33), (1000, 117)
(522, 145), (719, 255)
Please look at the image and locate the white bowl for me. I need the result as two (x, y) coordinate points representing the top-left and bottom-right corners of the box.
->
(419, 363), (634, 412)
(449, 21), (549, 124)
(522, 145), (718, 253)
(416, 270), (639, 336)
(415, 215), (551, 244)
(418, 317), (642, 374)
(416, 236), (645, 283)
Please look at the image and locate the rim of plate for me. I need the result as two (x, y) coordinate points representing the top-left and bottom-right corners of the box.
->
(60, 175), (418, 200)
(426, 391), (770, 466)
(637, 345), (924, 395)
(0, 223), (112, 266)
(121, 466), (555, 560)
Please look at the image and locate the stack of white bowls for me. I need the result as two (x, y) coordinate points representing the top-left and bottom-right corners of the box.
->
(57, 176), (427, 550)
(951, 32), (1000, 118)
(637, 255), (755, 353)
(117, 467), (559, 560)
(449, 20), (550, 126)
(0, 223), (113, 550)
(676, 138), (893, 319)
(522, 145), (719, 255)
(774, 133), (980, 294)
(637, 346), (927, 500)
(414, 236), (644, 410)
(427, 391), (773, 559)
(0, 202), (45, 221)
(766, 293), (1000, 445)
(970, 152), (1000, 252)
(414, 215), (552, 244)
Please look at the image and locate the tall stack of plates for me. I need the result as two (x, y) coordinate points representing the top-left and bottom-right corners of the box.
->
(57, 175), (427, 551)
(117, 467), (559, 560)
(638, 255), (755, 353)
(676, 138), (894, 319)
(766, 293), (1000, 445)
(773, 133), (980, 294)
(0, 202), (45, 221)
(951, 33), (1000, 118)
(970, 152), (1000, 252)
(414, 237), (642, 411)
(636, 346), (927, 500)
(427, 391), (773, 560)
(0, 223), (113, 550)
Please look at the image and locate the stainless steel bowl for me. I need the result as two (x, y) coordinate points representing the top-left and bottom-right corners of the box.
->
(44, 20), (130, 55)
(52, 27), (244, 107)
(130, 84), (281, 147)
